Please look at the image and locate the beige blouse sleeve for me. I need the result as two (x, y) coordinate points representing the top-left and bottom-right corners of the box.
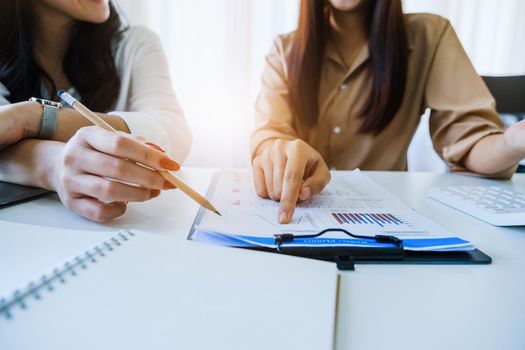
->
(426, 21), (504, 172)
(251, 37), (298, 159)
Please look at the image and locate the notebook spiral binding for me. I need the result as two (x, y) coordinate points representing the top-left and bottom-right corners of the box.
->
(0, 230), (135, 321)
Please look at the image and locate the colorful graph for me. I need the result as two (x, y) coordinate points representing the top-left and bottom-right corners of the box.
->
(331, 212), (403, 227)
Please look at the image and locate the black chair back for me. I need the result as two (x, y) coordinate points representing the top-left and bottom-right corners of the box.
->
(482, 75), (525, 114)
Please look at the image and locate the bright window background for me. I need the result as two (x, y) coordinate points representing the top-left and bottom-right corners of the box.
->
(115, 0), (525, 170)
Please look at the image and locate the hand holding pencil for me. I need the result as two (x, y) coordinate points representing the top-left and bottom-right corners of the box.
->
(56, 90), (220, 219)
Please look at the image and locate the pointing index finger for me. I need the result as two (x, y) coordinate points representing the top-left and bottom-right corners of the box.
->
(278, 157), (307, 224)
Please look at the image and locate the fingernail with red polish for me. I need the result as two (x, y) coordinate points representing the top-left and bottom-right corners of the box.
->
(160, 156), (180, 171)
(145, 142), (165, 153)
(164, 180), (177, 189)
(150, 189), (161, 198)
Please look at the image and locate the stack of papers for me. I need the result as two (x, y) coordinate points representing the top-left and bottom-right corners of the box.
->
(190, 170), (475, 252)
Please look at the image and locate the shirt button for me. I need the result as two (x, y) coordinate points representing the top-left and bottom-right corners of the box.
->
(333, 126), (341, 134)
(340, 83), (347, 91)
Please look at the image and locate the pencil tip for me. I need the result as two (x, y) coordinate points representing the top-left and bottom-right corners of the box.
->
(214, 210), (222, 216)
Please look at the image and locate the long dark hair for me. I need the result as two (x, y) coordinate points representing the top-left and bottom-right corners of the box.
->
(0, 0), (124, 112)
(287, 0), (408, 134)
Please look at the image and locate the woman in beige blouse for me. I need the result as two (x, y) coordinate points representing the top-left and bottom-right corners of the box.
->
(251, 0), (525, 224)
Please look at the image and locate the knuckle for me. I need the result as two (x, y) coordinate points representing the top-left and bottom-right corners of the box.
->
(114, 161), (129, 178)
(112, 135), (129, 153)
(273, 139), (287, 150)
(271, 149), (286, 164)
(257, 154), (272, 168)
(270, 143), (279, 155)
(60, 173), (74, 189)
(73, 126), (95, 142)
(74, 126), (90, 139)
(62, 150), (77, 168)
(273, 139), (284, 149)
(288, 140), (308, 157)
(143, 148), (154, 165)
(284, 172), (303, 183)
(107, 158), (126, 177)
(131, 134), (145, 142)
(259, 149), (271, 161)
(290, 139), (305, 148)
(98, 181), (116, 200)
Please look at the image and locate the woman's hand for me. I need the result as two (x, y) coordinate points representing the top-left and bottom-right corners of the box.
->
(503, 119), (525, 157)
(0, 102), (40, 150)
(52, 126), (179, 222)
(252, 139), (331, 224)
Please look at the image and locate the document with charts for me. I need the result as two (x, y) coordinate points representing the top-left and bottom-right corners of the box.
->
(191, 170), (474, 251)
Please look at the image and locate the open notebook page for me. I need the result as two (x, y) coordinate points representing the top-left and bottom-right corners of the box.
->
(0, 222), (337, 350)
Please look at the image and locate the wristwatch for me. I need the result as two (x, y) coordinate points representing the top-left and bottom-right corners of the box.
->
(29, 97), (62, 140)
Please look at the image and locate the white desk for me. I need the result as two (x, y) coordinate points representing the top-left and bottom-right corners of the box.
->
(336, 172), (525, 350)
(1, 169), (524, 350)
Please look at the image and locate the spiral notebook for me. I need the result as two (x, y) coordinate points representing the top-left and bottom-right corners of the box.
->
(0, 222), (337, 350)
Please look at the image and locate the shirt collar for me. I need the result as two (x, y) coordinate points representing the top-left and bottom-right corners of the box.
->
(324, 39), (370, 77)
(324, 32), (414, 75)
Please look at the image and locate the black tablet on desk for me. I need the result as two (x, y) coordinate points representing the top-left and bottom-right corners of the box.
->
(0, 181), (50, 207)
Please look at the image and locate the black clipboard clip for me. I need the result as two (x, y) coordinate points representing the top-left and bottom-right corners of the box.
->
(273, 228), (405, 271)
(188, 172), (493, 270)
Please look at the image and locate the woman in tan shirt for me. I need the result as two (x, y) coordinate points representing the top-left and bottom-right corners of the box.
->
(251, 0), (525, 224)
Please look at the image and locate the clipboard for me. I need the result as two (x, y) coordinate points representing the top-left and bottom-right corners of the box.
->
(188, 173), (492, 270)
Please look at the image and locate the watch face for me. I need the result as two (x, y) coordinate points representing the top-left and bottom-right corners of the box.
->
(43, 100), (62, 108)
(30, 98), (62, 108)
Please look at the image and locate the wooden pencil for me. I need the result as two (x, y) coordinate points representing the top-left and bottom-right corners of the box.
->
(57, 90), (221, 216)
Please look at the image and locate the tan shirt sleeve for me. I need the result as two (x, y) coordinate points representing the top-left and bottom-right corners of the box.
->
(426, 21), (504, 172)
(251, 37), (299, 159)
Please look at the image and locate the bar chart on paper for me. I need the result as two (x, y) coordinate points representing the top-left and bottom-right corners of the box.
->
(331, 212), (404, 227)
(191, 170), (476, 251)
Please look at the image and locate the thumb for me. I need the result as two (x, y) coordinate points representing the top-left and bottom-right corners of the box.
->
(298, 164), (331, 201)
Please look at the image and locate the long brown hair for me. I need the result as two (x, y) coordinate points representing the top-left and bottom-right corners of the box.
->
(287, 0), (408, 134)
